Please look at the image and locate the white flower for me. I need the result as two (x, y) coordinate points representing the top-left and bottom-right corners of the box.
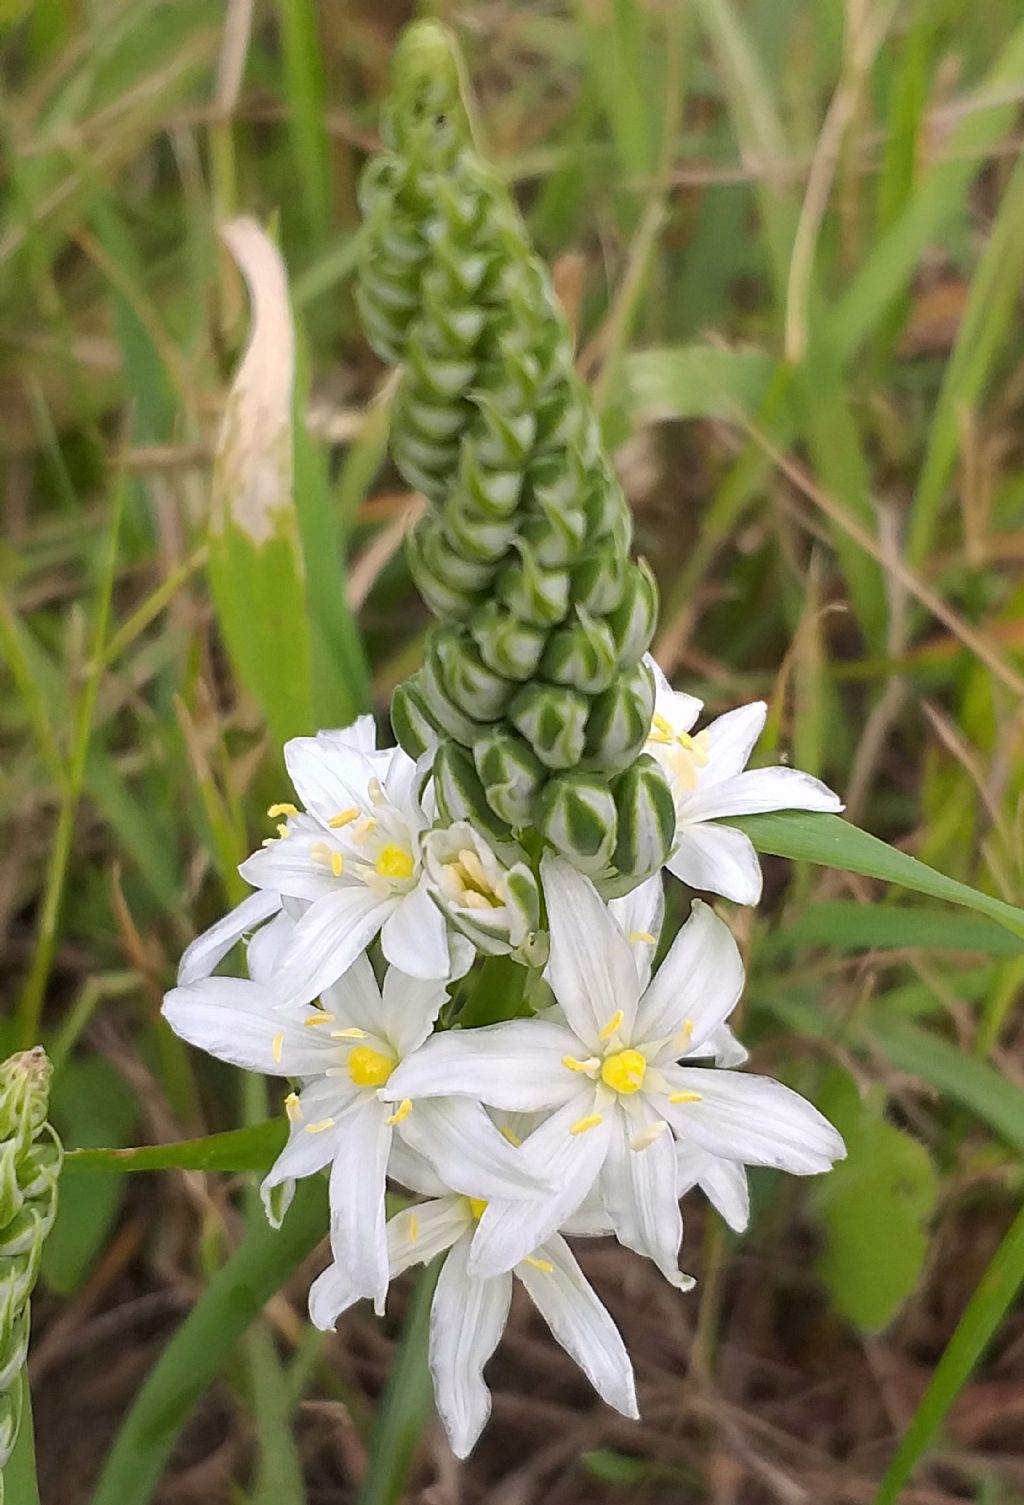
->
(643, 656), (843, 905)
(162, 956), (546, 1312)
(383, 856), (845, 1284)
(227, 716), (469, 1002)
(308, 1147), (637, 1458)
(421, 820), (545, 963)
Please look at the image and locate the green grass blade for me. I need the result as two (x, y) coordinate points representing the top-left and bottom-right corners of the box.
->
(734, 811), (1024, 939)
(4, 1373), (41, 1505)
(63, 1118), (286, 1175)
(92, 1177), (327, 1505)
(769, 901), (1024, 956)
(275, 0), (331, 246)
(873, 1202), (1024, 1505)
(355, 1262), (440, 1505)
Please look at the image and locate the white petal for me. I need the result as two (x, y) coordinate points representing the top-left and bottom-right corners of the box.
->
(468, 1094), (613, 1277)
(637, 900), (745, 1055)
(309, 1260), (360, 1331)
(645, 654), (702, 731)
(379, 966), (448, 1058)
(609, 873), (665, 992)
(429, 1234), (512, 1459)
(261, 1078), (352, 1213)
(239, 831), (340, 903)
(387, 1136), (450, 1199)
(659, 1068), (846, 1174)
(177, 889), (280, 984)
(682, 765), (843, 824)
(517, 1234), (638, 1419)
(693, 1023), (749, 1069)
(676, 1145), (749, 1232)
(601, 1104), (690, 1290)
(328, 1094), (393, 1314)
(318, 717), (379, 755)
(559, 1192), (616, 1238)
(320, 951), (385, 1033)
(380, 884), (452, 981)
(540, 855), (641, 1051)
(383, 1020), (581, 1112)
(666, 822), (763, 905)
(162, 977), (335, 1075)
(699, 701), (767, 784)
(388, 1196), (468, 1277)
(246, 909), (297, 985)
(270, 887), (395, 1010)
(284, 734), (375, 824)
(398, 1097), (550, 1202)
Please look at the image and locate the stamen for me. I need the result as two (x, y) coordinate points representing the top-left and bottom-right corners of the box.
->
(271, 1030), (285, 1065)
(331, 1026), (368, 1040)
(351, 817), (377, 845)
(570, 1113), (604, 1136)
(267, 802), (298, 818)
(276, 823), (290, 838)
(284, 1091), (302, 1122)
(630, 1120), (670, 1151)
(304, 1009), (335, 1027)
(330, 851), (344, 877)
(385, 1098), (412, 1125)
(523, 1255), (554, 1273)
(468, 1197), (487, 1219)
(462, 890), (492, 910)
(304, 1117), (336, 1134)
(367, 776), (385, 806)
(261, 837), (278, 847)
(458, 848), (490, 891)
(628, 930), (657, 945)
(500, 1126), (522, 1147)
(406, 1213), (420, 1243)
(599, 1010), (625, 1041)
(328, 807), (360, 829)
(562, 1055), (599, 1075)
(668, 1090), (703, 1104)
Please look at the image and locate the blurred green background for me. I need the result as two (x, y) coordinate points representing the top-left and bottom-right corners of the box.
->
(2, 1), (1024, 1501)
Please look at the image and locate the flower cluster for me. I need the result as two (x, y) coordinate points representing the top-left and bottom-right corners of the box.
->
(165, 17), (847, 1460)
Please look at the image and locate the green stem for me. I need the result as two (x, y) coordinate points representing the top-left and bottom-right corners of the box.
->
(5, 1373), (41, 1505)
(355, 1262), (440, 1505)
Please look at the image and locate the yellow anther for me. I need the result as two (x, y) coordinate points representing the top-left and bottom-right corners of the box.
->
(467, 1197), (488, 1220)
(668, 1090), (703, 1104)
(304, 1009), (335, 1027)
(261, 837), (278, 847)
(630, 1120), (670, 1151)
(284, 1091), (302, 1122)
(406, 1213), (420, 1243)
(331, 1026), (368, 1040)
(267, 802), (298, 819)
(599, 1010), (625, 1041)
(523, 1255), (554, 1273)
(628, 930), (657, 945)
(347, 1045), (397, 1087)
(351, 817), (377, 844)
(673, 1018), (696, 1051)
(462, 891), (492, 910)
(304, 1117), (336, 1134)
(601, 1048), (648, 1095)
(458, 848), (492, 892)
(368, 776), (385, 805)
(385, 1098), (412, 1125)
(271, 1030), (285, 1065)
(562, 1055), (600, 1075)
(328, 807), (359, 829)
(276, 823), (290, 838)
(375, 843), (415, 881)
(330, 851), (344, 877)
(500, 1126), (522, 1147)
(570, 1113), (604, 1136)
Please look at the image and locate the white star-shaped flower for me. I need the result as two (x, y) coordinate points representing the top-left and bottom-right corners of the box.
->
(644, 656), (843, 904)
(308, 1145), (637, 1458)
(383, 856), (845, 1285)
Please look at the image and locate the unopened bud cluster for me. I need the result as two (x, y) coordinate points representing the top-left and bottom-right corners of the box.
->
(0, 1049), (61, 1502)
(360, 21), (673, 895)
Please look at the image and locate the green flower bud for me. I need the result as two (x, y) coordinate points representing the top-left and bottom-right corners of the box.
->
(607, 558), (658, 664)
(571, 544), (627, 615)
(391, 675), (441, 761)
(606, 755), (676, 895)
(508, 682), (589, 770)
(540, 608), (617, 695)
(537, 772), (618, 875)
(434, 627), (513, 721)
(497, 543), (570, 628)
(406, 522), (482, 620)
(468, 601), (546, 682)
(423, 821), (543, 961)
(520, 506), (586, 568)
(584, 659), (656, 771)
(419, 655), (489, 746)
(473, 728), (547, 826)
(431, 741), (519, 854)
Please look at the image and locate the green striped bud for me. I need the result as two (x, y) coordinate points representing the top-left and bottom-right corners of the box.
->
(0, 1049), (61, 1500)
(423, 821), (544, 963)
(508, 683), (589, 770)
(541, 608), (617, 695)
(434, 627), (513, 721)
(606, 755), (678, 897)
(608, 558), (658, 665)
(497, 543), (570, 629)
(391, 675), (440, 761)
(473, 729), (547, 827)
(584, 659), (656, 771)
(432, 741), (521, 856)
(537, 773), (618, 875)
(469, 602), (546, 683)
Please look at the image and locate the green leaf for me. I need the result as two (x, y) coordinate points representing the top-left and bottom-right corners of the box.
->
(625, 345), (775, 422)
(732, 812), (1024, 940)
(873, 1202), (1024, 1505)
(92, 1177), (327, 1505)
(355, 1262), (440, 1505)
(812, 1072), (938, 1331)
(769, 901), (1024, 957)
(63, 1118), (286, 1175)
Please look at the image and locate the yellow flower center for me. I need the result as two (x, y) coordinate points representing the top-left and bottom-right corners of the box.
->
(467, 1197), (488, 1220)
(347, 1045), (397, 1087)
(375, 843), (415, 880)
(647, 714), (711, 792)
(600, 1048), (648, 1095)
(447, 847), (503, 910)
